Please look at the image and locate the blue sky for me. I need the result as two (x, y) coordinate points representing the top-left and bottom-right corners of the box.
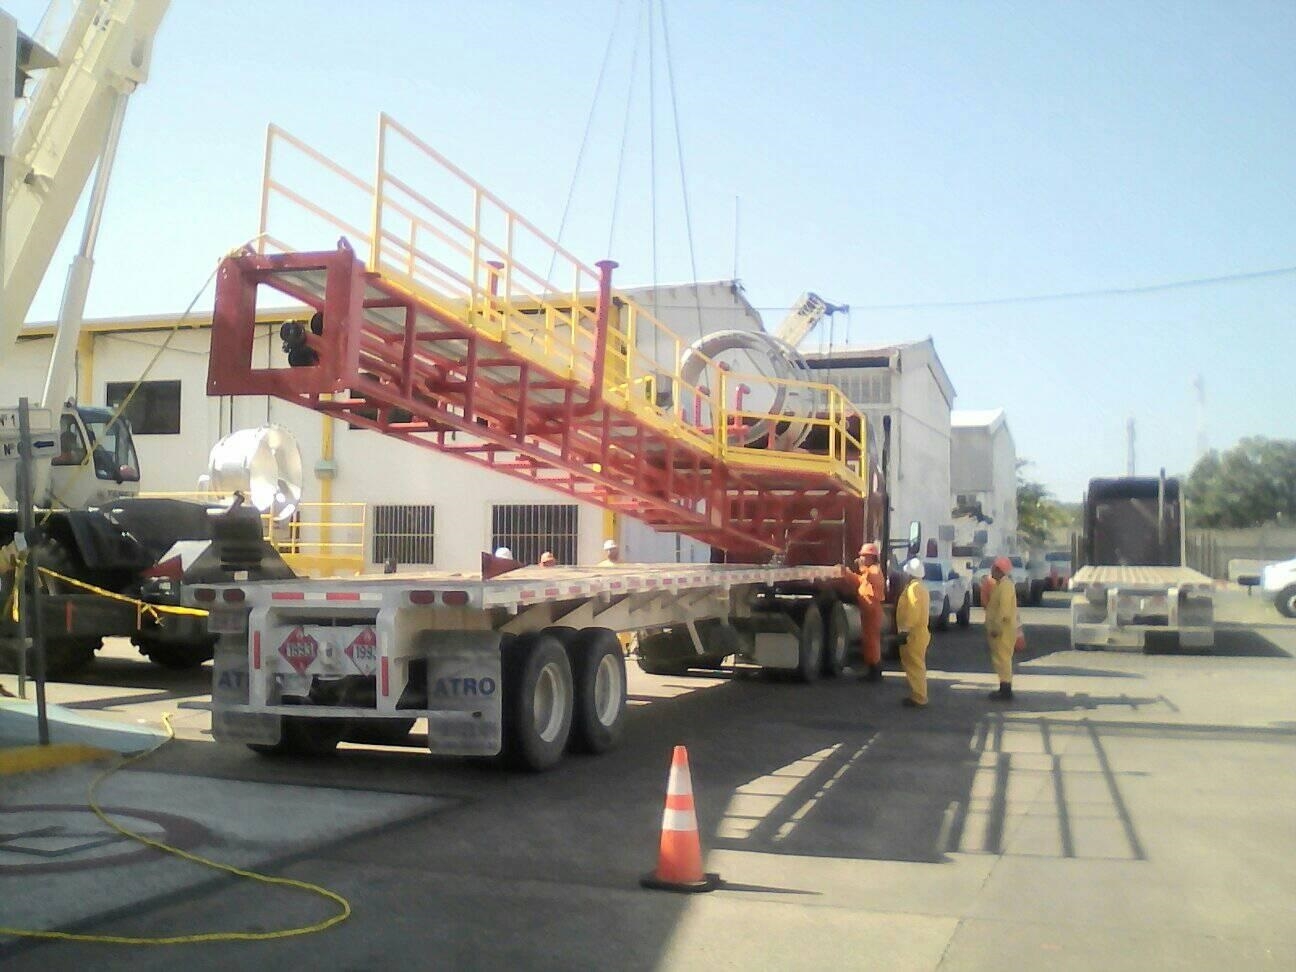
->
(9, 0), (1295, 500)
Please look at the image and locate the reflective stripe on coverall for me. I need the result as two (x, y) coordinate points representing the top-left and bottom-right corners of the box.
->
(895, 579), (931, 704)
(985, 575), (1018, 684)
(856, 563), (885, 666)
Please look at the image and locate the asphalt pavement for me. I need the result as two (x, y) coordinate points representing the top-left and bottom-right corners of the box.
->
(2, 590), (1295, 970)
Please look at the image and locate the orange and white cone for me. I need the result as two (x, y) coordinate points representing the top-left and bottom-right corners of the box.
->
(641, 745), (719, 892)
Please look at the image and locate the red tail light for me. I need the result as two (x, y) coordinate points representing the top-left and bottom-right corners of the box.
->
(222, 588), (246, 603)
(193, 588), (216, 603)
(409, 590), (436, 605)
(442, 591), (469, 606)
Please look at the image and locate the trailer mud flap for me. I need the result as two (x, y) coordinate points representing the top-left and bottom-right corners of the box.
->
(413, 630), (503, 757)
(211, 637), (280, 746)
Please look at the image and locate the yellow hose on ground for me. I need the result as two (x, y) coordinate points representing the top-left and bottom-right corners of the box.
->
(0, 713), (352, 945)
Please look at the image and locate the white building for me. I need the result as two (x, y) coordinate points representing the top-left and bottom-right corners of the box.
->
(2, 282), (764, 572)
(950, 408), (1018, 556)
(803, 339), (956, 559)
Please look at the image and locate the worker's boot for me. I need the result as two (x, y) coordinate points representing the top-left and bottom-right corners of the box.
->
(988, 682), (1014, 702)
(862, 664), (883, 683)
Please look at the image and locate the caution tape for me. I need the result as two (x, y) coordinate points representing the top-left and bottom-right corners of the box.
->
(2, 555), (209, 627)
(0, 713), (352, 945)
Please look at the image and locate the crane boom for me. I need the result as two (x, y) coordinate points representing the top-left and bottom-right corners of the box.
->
(771, 291), (847, 348)
(1, 0), (168, 362)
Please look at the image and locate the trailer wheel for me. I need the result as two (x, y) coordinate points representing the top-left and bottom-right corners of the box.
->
(501, 633), (573, 771)
(134, 636), (215, 670)
(956, 593), (971, 628)
(823, 601), (858, 677)
(1276, 585), (1296, 619)
(796, 603), (825, 683)
(565, 628), (627, 754)
(936, 597), (951, 631)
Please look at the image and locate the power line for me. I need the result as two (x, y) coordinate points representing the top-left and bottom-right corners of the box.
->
(844, 264), (1296, 312)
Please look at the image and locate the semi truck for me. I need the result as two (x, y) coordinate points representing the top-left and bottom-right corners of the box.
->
(201, 115), (900, 770)
(1069, 475), (1215, 651)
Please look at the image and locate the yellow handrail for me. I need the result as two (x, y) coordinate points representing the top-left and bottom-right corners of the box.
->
(257, 116), (871, 498)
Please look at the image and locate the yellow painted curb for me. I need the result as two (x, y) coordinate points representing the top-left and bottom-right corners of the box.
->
(0, 743), (115, 776)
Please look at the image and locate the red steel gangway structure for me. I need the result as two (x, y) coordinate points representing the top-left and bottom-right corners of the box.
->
(208, 116), (879, 566)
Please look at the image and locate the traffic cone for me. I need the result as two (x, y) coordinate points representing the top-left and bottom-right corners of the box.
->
(641, 745), (720, 893)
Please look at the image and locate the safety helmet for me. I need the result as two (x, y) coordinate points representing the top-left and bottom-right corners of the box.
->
(904, 558), (925, 579)
(993, 556), (1013, 574)
(493, 547), (514, 560)
(859, 542), (880, 557)
(603, 539), (618, 551)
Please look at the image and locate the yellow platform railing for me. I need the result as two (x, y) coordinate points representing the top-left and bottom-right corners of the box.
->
(256, 116), (869, 496)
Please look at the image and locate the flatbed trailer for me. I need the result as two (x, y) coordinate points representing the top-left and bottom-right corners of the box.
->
(207, 562), (861, 771)
(1069, 564), (1215, 651)
(1069, 476), (1215, 651)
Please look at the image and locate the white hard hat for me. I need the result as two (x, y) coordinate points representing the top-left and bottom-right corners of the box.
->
(493, 547), (514, 560)
(603, 539), (618, 551)
(904, 558), (925, 580)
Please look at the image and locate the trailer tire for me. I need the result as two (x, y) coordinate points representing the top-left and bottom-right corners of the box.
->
(565, 628), (627, 754)
(501, 633), (573, 771)
(956, 593), (971, 628)
(936, 597), (950, 631)
(1276, 585), (1296, 619)
(823, 601), (858, 677)
(134, 636), (214, 670)
(796, 603), (824, 683)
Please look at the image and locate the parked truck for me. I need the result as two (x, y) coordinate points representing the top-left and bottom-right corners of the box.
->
(1069, 475), (1215, 651)
(201, 116), (902, 770)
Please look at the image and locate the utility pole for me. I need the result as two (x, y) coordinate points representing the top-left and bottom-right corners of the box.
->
(1126, 417), (1136, 476)
(1194, 374), (1208, 459)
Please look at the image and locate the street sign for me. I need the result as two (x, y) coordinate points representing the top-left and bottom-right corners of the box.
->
(0, 435), (58, 461)
(0, 406), (57, 460)
(0, 406), (54, 438)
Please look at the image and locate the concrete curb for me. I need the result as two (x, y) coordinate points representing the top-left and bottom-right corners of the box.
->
(0, 742), (114, 776)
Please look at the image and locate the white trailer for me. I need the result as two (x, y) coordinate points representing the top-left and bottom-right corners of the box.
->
(1069, 476), (1215, 652)
(206, 562), (861, 771)
(1069, 565), (1215, 651)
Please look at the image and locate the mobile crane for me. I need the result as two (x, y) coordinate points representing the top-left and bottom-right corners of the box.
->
(0, 1), (275, 674)
(200, 116), (903, 770)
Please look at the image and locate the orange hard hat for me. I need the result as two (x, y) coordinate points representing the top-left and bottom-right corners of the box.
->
(859, 542), (880, 557)
(993, 556), (1013, 574)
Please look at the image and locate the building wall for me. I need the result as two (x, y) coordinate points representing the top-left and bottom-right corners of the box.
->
(989, 423), (1018, 551)
(950, 417), (1018, 555)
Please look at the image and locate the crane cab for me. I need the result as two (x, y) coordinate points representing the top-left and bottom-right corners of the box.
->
(47, 405), (141, 508)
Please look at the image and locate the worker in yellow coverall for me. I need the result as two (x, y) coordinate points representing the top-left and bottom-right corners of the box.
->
(895, 557), (931, 707)
(985, 556), (1018, 701)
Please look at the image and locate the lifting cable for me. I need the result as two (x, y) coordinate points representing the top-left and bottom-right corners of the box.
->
(0, 714), (351, 945)
(658, 0), (706, 340)
(546, 0), (628, 287)
(607, 1), (648, 261)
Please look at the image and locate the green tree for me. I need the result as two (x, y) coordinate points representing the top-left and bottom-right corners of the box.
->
(1184, 437), (1296, 528)
(1016, 463), (1070, 548)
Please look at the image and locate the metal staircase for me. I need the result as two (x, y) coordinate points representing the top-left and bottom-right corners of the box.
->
(208, 116), (875, 564)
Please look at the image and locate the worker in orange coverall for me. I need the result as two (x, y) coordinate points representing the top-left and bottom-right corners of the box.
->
(841, 542), (885, 682)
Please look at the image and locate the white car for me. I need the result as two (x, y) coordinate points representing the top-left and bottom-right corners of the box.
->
(921, 559), (971, 630)
(1261, 558), (1296, 619)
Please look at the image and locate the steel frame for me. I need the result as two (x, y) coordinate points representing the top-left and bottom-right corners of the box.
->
(209, 244), (867, 564)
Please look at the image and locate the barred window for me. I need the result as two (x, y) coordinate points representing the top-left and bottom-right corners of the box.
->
(372, 504), (435, 566)
(829, 370), (891, 406)
(104, 380), (181, 434)
(491, 504), (578, 567)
